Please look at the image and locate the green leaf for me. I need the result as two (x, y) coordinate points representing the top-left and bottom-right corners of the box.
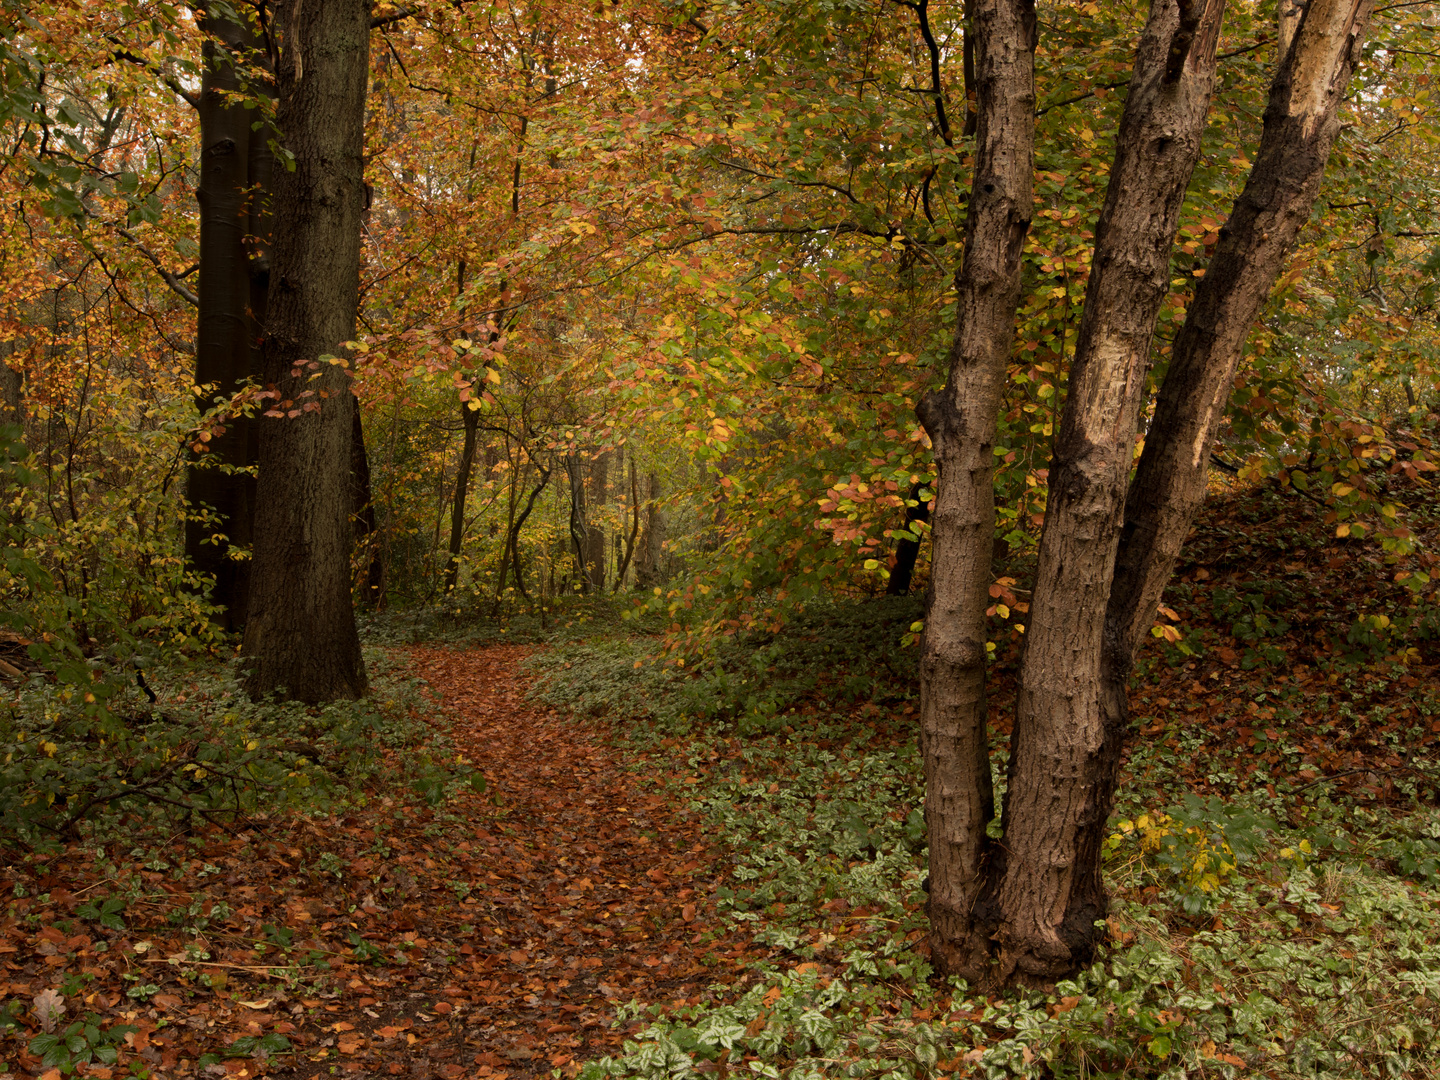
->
(28, 1034), (59, 1056)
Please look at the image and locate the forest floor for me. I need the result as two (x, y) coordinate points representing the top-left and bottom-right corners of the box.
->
(0, 646), (775, 1080)
(5, 479), (1440, 1079)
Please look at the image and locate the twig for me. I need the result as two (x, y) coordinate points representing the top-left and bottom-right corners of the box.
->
(116, 228), (199, 307)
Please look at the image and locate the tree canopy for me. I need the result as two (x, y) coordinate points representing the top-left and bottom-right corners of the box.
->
(0, 0), (1439, 1060)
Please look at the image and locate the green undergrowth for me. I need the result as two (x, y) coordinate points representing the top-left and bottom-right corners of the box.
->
(527, 595), (922, 737)
(360, 594), (640, 649)
(0, 647), (473, 850)
(530, 599), (1440, 1079)
(0, 423), (473, 850)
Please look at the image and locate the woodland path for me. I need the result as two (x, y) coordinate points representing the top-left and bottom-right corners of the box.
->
(0, 646), (761, 1080)
(382, 643), (753, 1078)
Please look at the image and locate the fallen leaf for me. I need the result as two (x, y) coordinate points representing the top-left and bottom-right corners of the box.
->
(33, 988), (65, 1033)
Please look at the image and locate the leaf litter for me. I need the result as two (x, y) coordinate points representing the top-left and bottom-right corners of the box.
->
(0, 644), (770, 1078)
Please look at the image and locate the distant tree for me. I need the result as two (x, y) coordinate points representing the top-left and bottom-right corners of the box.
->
(186, 0), (271, 630)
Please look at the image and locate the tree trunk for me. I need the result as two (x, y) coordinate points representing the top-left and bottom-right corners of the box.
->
(614, 462), (641, 591)
(585, 451), (608, 591)
(351, 404), (384, 607)
(498, 459), (551, 603)
(444, 402), (480, 592)
(241, 0), (368, 703)
(1104, 0), (1375, 718)
(493, 449), (521, 600)
(913, 0), (1036, 981)
(566, 453), (588, 592)
(636, 470), (664, 588)
(985, 0), (1228, 985)
(186, 1), (271, 630)
(0, 347), (22, 430)
(886, 481), (931, 596)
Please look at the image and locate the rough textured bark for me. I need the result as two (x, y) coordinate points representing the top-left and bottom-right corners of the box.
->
(987, 0), (1228, 984)
(186, 2), (271, 629)
(913, 0), (1036, 981)
(1104, 0), (1375, 717)
(241, 0), (369, 703)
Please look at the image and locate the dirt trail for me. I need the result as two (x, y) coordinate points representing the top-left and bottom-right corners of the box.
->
(396, 643), (749, 1076)
(0, 646), (757, 1080)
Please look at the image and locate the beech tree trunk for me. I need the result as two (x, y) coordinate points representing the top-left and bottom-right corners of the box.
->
(1104, 0), (1376, 725)
(913, 0), (1036, 981)
(566, 454), (589, 591)
(241, 0), (368, 703)
(495, 459), (550, 603)
(0, 350), (22, 429)
(984, 0), (1227, 984)
(187, 1), (271, 629)
(614, 463), (641, 591)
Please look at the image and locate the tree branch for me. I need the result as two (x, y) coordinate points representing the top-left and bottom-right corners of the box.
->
(1037, 37), (1274, 115)
(892, 0), (954, 147)
(105, 39), (201, 110)
(117, 228), (200, 307)
(371, 4), (420, 28)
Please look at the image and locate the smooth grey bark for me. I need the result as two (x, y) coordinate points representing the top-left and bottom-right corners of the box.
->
(913, 0), (1036, 981)
(241, 0), (369, 703)
(186, 1), (271, 629)
(613, 462), (641, 591)
(986, 0), (1228, 984)
(495, 459), (551, 602)
(566, 454), (588, 591)
(0, 351), (21, 429)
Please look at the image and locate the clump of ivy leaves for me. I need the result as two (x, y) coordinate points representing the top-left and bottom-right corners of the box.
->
(0, 423), (477, 853)
(532, 587), (1440, 1080)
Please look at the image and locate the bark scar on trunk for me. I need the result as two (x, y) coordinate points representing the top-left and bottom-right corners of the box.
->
(916, 388), (963, 457)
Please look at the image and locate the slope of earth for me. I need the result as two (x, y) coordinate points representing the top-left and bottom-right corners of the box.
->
(0, 646), (768, 1080)
(1125, 479), (1440, 809)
